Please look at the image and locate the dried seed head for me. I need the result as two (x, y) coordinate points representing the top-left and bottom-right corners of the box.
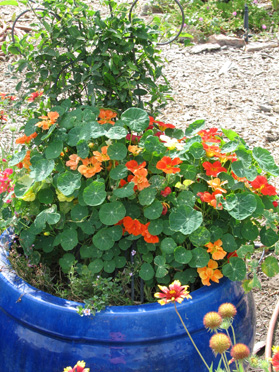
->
(209, 333), (231, 354)
(218, 303), (237, 319)
(203, 311), (223, 330)
(231, 343), (250, 361)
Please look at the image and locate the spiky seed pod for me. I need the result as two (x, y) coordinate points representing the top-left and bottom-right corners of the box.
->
(230, 343), (250, 361)
(203, 311), (223, 330)
(209, 333), (231, 354)
(218, 303), (237, 319)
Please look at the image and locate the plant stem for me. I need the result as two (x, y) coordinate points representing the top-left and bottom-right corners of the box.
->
(174, 302), (210, 371)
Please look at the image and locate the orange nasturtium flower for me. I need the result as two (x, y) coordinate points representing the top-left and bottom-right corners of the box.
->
(130, 168), (150, 191)
(205, 240), (227, 260)
(197, 191), (223, 209)
(207, 178), (227, 194)
(141, 222), (159, 243)
(249, 175), (277, 196)
(202, 143), (222, 158)
(128, 145), (143, 156)
(35, 111), (59, 130)
(17, 150), (31, 170)
(98, 109), (117, 125)
(15, 132), (37, 145)
(78, 157), (102, 178)
(154, 121), (176, 132)
(66, 154), (81, 171)
(93, 146), (110, 162)
(198, 128), (222, 143)
(202, 161), (227, 177)
(197, 259), (223, 286)
(156, 156), (182, 174)
(125, 160), (146, 173)
(122, 216), (143, 236)
(154, 280), (192, 305)
(63, 360), (90, 372)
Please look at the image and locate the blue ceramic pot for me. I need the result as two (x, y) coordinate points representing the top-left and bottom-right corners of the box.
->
(0, 230), (255, 372)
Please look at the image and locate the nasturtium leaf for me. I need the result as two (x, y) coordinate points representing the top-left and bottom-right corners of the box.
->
(169, 206), (203, 235)
(37, 188), (54, 204)
(115, 256), (126, 268)
(9, 147), (27, 166)
(20, 230), (36, 251)
(221, 140), (240, 153)
(34, 205), (61, 230)
(172, 232), (186, 244)
(221, 128), (239, 141)
(226, 193), (257, 220)
(160, 237), (177, 254)
(107, 225), (123, 241)
(113, 182), (135, 198)
(67, 127), (81, 146)
(109, 164), (128, 180)
(88, 259), (104, 273)
(81, 121), (106, 139)
(154, 255), (166, 266)
(59, 229), (78, 251)
(179, 164), (197, 180)
(139, 262), (155, 281)
(83, 181), (106, 206)
(163, 219), (175, 236)
(119, 238), (132, 250)
(231, 160), (257, 181)
(45, 140), (63, 159)
(223, 257), (247, 281)
(174, 246), (192, 264)
(71, 204), (89, 222)
(123, 200), (141, 219)
(189, 226), (211, 247)
(177, 191), (196, 208)
(77, 140), (89, 159)
(139, 187), (157, 206)
(237, 245), (254, 259)
(80, 245), (95, 258)
(221, 234), (238, 252)
(253, 147), (279, 176)
(149, 175), (166, 190)
(106, 126), (127, 139)
(156, 266), (168, 278)
(188, 248), (209, 268)
(148, 219), (164, 235)
(39, 236), (55, 253)
(144, 136), (166, 155)
(252, 195), (265, 218)
(261, 256), (279, 277)
(185, 120), (205, 136)
(260, 227), (278, 247)
(57, 171), (81, 196)
(121, 108), (150, 133)
(174, 268), (197, 284)
(30, 157), (55, 182)
(189, 143), (205, 159)
(241, 221), (259, 241)
(104, 260), (116, 273)
(59, 253), (75, 272)
(14, 175), (34, 197)
(41, 124), (57, 141)
(99, 201), (126, 225)
(142, 253), (153, 263)
(143, 200), (163, 220)
(107, 143), (127, 160)
(24, 118), (39, 136)
(92, 229), (114, 250)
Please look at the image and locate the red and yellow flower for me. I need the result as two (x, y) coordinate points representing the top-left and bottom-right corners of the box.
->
(63, 360), (90, 372)
(249, 175), (277, 196)
(156, 156), (182, 174)
(207, 178), (227, 194)
(202, 161), (227, 177)
(154, 280), (192, 305)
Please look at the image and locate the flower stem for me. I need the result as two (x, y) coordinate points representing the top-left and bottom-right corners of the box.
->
(174, 302), (210, 371)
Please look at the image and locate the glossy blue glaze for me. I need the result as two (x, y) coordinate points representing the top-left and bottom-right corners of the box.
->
(0, 230), (255, 371)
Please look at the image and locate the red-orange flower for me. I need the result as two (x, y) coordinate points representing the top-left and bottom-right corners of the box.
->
(203, 143), (222, 158)
(197, 259), (223, 286)
(15, 132), (37, 145)
(93, 146), (110, 162)
(98, 109), (117, 125)
(198, 128), (222, 143)
(35, 111), (59, 130)
(125, 160), (146, 173)
(130, 168), (150, 191)
(202, 161), (227, 177)
(123, 216), (143, 236)
(250, 175), (277, 196)
(17, 150), (31, 170)
(141, 222), (159, 243)
(154, 280), (192, 305)
(272, 351), (279, 372)
(28, 91), (43, 102)
(156, 156), (182, 174)
(197, 191), (223, 209)
(154, 121), (175, 132)
(227, 251), (238, 263)
(0, 110), (7, 121)
(78, 157), (102, 178)
(66, 154), (81, 170)
(205, 239), (227, 260)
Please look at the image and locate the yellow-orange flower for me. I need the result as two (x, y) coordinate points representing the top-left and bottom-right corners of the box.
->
(205, 240), (227, 260)
(128, 145), (143, 156)
(130, 168), (150, 191)
(98, 109), (117, 125)
(15, 132), (37, 145)
(78, 157), (102, 178)
(66, 154), (81, 170)
(207, 178), (227, 194)
(197, 259), (223, 286)
(35, 111), (59, 130)
(93, 146), (110, 162)
(21, 150), (31, 170)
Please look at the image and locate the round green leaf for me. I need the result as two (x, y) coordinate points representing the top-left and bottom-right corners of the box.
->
(261, 256), (279, 277)
(106, 126), (127, 139)
(222, 257), (246, 281)
(222, 234), (238, 253)
(156, 266), (168, 278)
(14, 175), (34, 198)
(121, 108), (149, 133)
(30, 157), (55, 182)
(45, 140), (63, 159)
(107, 225), (123, 241)
(160, 237), (176, 254)
(115, 255), (127, 268)
(83, 181), (106, 206)
(9, 147), (27, 166)
(189, 226), (211, 247)
(174, 246), (192, 264)
(241, 221), (259, 241)
(88, 259), (104, 273)
(99, 201), (126, 225)
(148, 219), (164, 235)
(154, 255), (166, 266)
(104, 260), (116, 273)
(260, 227), (278, 247)
(80, 245), (95, 259)
(37, 188), (54, 204)
(59, 253), (75, 272)
(188, 248), (210, 268)
(113, 182), (135, 198)
(227, 193), (257, 220)
(107, 143), (127, 160)
(119, 238), (132, 250)
(34, 205), (61, 230)
(60, 229), (78, 251)
(179, 164), (197, 180)
(57, 171), (81, 196)
(169, 206), (203, 235)
(139, 187), (157, 206)
(143, 200), (163, 220)
(71, 204), (89, 222)
(177, 191), (196, 208)
(174, 269), (197, 284)
(92, 229), (114, 250)
(139, 262), (155, 281)
(109, 165), (128, 180)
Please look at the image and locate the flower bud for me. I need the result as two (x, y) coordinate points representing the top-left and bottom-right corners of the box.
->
(230, 343), (250, 361)
(203, 311), (222, 330)
(218, 303), (237, 319)
(209, 333), (231, 354)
